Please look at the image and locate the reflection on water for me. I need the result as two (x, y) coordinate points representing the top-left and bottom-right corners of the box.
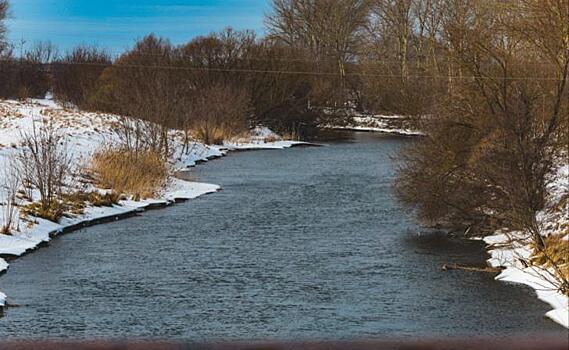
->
(0, 132), (565, 340)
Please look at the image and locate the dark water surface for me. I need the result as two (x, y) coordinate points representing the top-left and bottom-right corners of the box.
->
(0, 132), (565, 340)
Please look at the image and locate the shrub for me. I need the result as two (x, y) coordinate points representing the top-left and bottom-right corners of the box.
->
(1, 160), (20, 235)
(0, 41), (55, 100)
(531, 235), (569, 296)
(16, 121), (74, 221)
(21, 190), (122, 223)
(190, 84), (250, 145)
(21, 201), (64, 223)
(91, 148), (168, 199)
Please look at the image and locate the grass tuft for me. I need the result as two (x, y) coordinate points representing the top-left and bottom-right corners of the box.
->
(531, 235), (569, 295)
(91, 149), (168, 199)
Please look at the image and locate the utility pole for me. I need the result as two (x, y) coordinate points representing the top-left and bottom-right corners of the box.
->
(19, 36), (26, 60)
(18, 36), (27, 100)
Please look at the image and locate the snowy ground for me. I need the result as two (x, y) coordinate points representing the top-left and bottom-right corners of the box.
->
(0, 98), (307, 308)
(482, 164), (569, 328)
(326, 114), (425, 136)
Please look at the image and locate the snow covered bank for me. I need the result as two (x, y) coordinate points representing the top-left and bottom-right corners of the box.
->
(483, 164), (569, 328)
(327, 114), (425, 136)
(0, 98), (307, 308)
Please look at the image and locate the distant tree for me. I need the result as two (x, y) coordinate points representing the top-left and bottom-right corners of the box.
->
(18, 41), (58, 99)
(266, 0), (371, 105)
(52, 45), (111, 108)
(189, 84), (250, 145)
(0, 0), (8, 54)
(92, 35), (178, 158)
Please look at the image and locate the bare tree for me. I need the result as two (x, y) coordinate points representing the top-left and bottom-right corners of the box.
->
(1, 157), (20, 235)
(0, 0), (8, 55)
(396, 0), (569, 294)
(16, 121), (74, 220)
(267, 0), (371, 102)
(189, 84), (250, 145)
(52, 45), (110, 108)
(371, 0), (413, 83)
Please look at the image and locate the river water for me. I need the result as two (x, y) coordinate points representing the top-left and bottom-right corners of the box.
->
(0, 132), (565, 340)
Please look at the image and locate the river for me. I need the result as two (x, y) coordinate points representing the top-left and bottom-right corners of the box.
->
(0, 132), (564, 340)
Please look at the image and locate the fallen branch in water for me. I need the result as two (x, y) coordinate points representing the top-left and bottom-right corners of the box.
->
(442, 264), (503, 273)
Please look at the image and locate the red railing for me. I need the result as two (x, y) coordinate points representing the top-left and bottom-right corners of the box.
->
(0, 338), (568, 350)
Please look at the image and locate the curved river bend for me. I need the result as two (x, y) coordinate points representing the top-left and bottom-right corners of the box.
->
(0, 132), (565, 340)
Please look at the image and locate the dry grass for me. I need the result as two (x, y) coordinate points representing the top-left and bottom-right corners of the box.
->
(531, 235), (569, 295)
(192, 126), (229, 145)
(91, 148), (168, 199)
(21, 191), (122, 223)
(21, 201), (64, 223)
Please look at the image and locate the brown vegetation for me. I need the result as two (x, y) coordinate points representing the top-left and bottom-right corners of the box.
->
(190, 84), (249, 145)
(91, 148), (168, 200)
(531, 235), (569, 296)
(394, 0), (569, 292)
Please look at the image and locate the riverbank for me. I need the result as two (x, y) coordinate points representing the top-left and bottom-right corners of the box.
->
(480, 163), (569, 328)
(0, 98), (310, 308)
(326, 113), (425, 137)
(3, 132), (563, 339)
(1, 99), (567, 332)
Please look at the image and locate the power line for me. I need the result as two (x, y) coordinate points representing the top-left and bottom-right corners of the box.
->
(28, 47), (564, 67)
(40, 60), (564, 81)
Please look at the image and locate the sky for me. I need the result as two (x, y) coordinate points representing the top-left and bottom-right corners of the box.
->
(6, 0), (269, 54)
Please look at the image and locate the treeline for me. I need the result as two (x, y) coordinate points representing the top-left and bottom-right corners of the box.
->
(0, 0), (478, 140)
(0, 32), (330, 141)
(0, 0), (490, 139)
(1, 2), (568, 233)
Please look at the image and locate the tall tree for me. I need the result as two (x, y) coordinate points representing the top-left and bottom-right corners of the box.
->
(0, 0), (8, 54)
(370, 0), (413, 83)
(266, 0), (371, 101)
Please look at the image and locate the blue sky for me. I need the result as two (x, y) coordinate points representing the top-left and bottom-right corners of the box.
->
(6, 0), (269, 54)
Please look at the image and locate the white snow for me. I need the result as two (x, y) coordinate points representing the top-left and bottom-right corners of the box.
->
(0, 97), (304, 308)
(484, 240), (569, 328)
(326, 114), (425, 136)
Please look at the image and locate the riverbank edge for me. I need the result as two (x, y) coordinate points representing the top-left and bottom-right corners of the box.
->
(478, 233), (569, 329)
(0, 141), (316, 309)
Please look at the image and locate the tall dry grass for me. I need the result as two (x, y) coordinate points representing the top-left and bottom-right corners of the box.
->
(91, 148), (168, 199)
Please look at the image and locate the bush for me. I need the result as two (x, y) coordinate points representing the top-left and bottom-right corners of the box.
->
(1, 160), (20, 235)
(21, 201), (64, 223)
(16, 121), (74, 220)
(190, 84), (250, 145)
(91, 148), (168, 199)
(531, 235), (569, 296)
(21, 191), (122, 223)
